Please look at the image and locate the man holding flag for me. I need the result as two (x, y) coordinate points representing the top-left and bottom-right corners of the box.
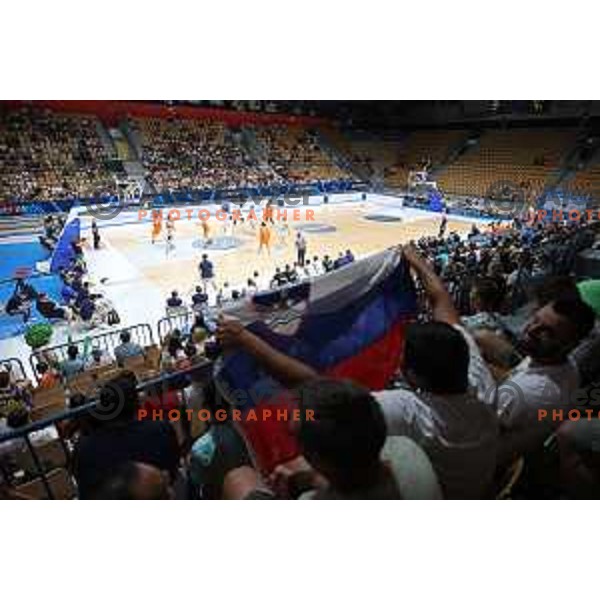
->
(216, 245), (498, 499)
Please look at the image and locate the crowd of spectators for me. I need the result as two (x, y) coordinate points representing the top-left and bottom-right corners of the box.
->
(136, 119), (353, 194)
(163, 248), (357, 314)
(2, 212), (600, 500)
(1, 108), (356, 203)
(0, 107), (118, 202)
(414, 217), (597, 318)
(4, 228), (117, 333)
(135, 118), (278, 192)
(253, 125), (350, 183)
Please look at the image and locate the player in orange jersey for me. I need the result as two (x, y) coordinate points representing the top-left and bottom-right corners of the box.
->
(151, 212), (162, 244)
(200, 218), (211, 244)
(258, 221), (271, 255)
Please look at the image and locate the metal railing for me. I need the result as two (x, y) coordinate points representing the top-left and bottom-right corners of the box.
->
(0, 357), (28, 381)
(0, 358), (214, 499)
(29, 323), (155, 381)
(157, 311), (196, 344)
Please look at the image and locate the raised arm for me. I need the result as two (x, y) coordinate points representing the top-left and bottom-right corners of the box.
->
(217, 315), (318, 387)
(402, 244), (460, 326)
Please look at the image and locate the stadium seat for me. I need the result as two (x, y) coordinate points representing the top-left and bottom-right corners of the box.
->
(30, 398), (67, 421)
(15, 468), (77, 499)
(122, 354), (146, 370)
(66, 373), (98, 397)
(32, 385), (67, 408)
(144, 345), (161, 370)
(86, 363), (118, 380)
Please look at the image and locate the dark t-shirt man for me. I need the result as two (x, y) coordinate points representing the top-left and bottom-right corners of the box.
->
(36, 296), (66, 319)
(167, 295), (183, 308)
(199, 259), (214, 279)
(79, 297), (95, 321)
(191, 291), (208, 306)
(322, 256), (333, 272)
(73, 420), (179, 499)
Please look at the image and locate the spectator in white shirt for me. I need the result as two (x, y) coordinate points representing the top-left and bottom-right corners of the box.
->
(310, 255), (322, 277)
(301, 259), (313, 280)
(217, 282), (231, 307)
(251, 271), (267, 293)
(245, 278), (258, 297)
(371, 245), (498, 498)
(496, 295), (595, 436)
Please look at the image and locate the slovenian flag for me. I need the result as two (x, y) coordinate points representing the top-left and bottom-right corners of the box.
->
(216, 248), (417, 471)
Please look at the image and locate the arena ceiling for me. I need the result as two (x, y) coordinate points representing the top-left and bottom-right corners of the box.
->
(165, 100), (600, 129)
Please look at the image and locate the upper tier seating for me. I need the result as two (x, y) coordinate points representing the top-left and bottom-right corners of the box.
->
(436, 128), (577, 199)
(385, 129), (468, 187)
(561, 160), (600, 200)
(252, 125), (350, 182)
(0, 107), (118, 202)
(134, 118), (273, 191)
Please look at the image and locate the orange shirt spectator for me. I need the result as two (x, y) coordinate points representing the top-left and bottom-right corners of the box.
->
(36, 363), (59, 389)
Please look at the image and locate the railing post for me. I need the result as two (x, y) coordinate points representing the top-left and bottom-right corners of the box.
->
(24, 435), (54, 500)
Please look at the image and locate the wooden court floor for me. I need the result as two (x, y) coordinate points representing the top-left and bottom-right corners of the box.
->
(101, 204), (475, 297)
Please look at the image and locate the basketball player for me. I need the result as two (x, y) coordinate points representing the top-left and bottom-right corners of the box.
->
(200, 219), (211, 245)
(199, 253), (217, 293)
(264, 200), (275, 225)
(438, 213), (448, 238)
(248, 212), (257, 233)
(165, 215), (176, 256)
(281, 213), (291, 237)
(91, 219), (101, 250)
(151, 212), (162, 244)
(275, 219), (287, 246)
(223, 215), (233, 236)
(258, 221), (271, 256)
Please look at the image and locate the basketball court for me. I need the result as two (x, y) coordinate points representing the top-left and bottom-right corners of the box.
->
(0, 193), (488, 373)
(80, 194), (482, 326)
